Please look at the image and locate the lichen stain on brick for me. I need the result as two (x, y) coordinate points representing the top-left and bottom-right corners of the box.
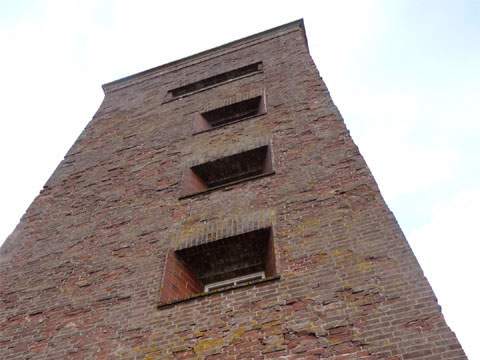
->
(230, 326), (246, 343)
(193, 338), (225, 355)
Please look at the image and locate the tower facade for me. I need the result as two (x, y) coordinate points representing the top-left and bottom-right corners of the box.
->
(0, 20), (466, 359)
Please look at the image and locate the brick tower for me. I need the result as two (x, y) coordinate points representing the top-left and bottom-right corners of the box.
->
(0, 20), (466, 359)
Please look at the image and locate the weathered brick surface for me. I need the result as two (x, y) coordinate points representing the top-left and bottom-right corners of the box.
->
(0, 20), (466, 359)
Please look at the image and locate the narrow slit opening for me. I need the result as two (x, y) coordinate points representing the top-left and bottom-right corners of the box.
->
(168, 62), (262, 99)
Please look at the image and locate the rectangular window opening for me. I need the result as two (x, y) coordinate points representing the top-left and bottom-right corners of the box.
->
(193, 95), (266, 133)
(181, 145), (273, 198)
(159, 228), (277, 305)
(168, 62), (262, 99)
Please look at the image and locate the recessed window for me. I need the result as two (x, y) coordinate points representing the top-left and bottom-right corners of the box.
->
(166, 62), (262, 100)
(180, 145), (273, 198)
(193, 95), (266, 133)
(159, 228), (277, 305)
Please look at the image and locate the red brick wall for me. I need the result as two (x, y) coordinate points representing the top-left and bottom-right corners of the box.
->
(181, 168), (208, 197)
(0, 20), (466, 359)
(159, 251), (203, 304)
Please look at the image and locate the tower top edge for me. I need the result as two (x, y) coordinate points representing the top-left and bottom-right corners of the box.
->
(102, 19), (306, 93)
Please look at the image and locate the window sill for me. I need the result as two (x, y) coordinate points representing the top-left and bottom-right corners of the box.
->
(157, 275), (280, 310)
(192, 112), (266, 135)
(179, 171), (275, 200)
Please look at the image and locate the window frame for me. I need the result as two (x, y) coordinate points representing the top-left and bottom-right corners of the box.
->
(204, 271), (266, 293)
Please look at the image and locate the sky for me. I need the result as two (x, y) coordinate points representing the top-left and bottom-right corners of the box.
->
(0, 0), (479, 357)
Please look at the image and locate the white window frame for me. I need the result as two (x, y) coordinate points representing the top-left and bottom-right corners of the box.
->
(204, 271), (266, 293)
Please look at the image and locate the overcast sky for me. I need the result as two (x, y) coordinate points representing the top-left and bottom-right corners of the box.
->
(1, 1), (479, 357)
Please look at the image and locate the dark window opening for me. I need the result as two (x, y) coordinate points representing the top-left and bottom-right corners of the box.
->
(159, 228), (277, 305)
(180, 145), (273, 197)
(168, 62), (262, 99)
(193, 95), (266, 133)
(193, 146), (267, 188)
(203, 96), (262, 127)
